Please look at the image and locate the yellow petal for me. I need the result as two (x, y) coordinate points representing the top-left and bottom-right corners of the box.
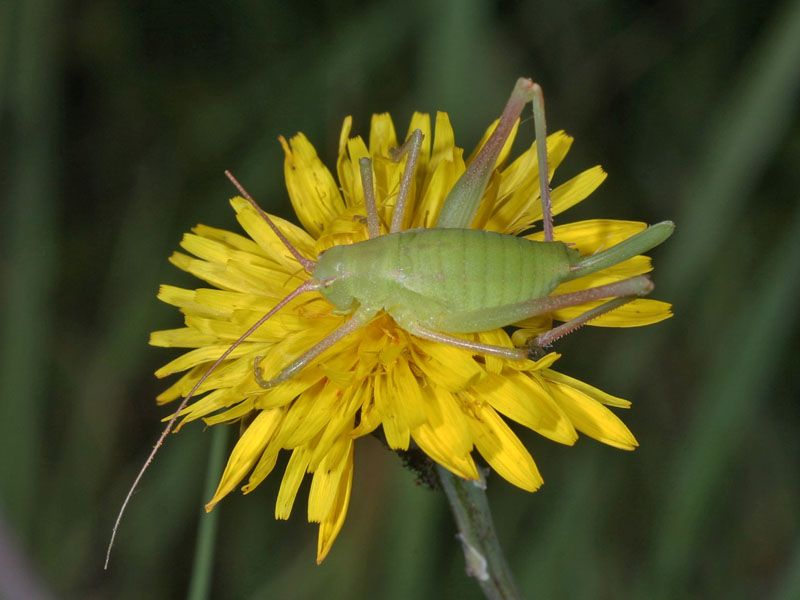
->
(174, 388), (233, 424)
(202, 398), (256, 426)
(275, 443), (314, 520)
(242, 433), (282, 493)
(412, 423), (479, 481)
(545, 377), (638, 450)
(348, 380), (381, 438)
(552, 298), (673, 327)
(497, 130), (570, 198)
(368, 113), (398, 156)
(280, 134), (345, 238)
(468, 403), (543, 491)
(309, 383), (365, 470)
(339, 136), (370, 209)
(316, 442), (354, 563)
(155, 367), (200, 404)
(168, 251), (257, 294)
(391, 358), (427, 429)
(422, 385), (473, 457)
(405, 112), (432, 193)
(308, 436), (353, 523)
(411, 386), (477, 480)
(528, 219), (646, 251)
(156, 285), (227, 318)
(474, 329), (516, 374)
(153, 343), (253, 379)
(374, 371), (409, 450)
(275, 380), (342, 449)
(485, 132), (582, 234)
(179, 232), (266, 268)
(541, 368), (630, 408)
(428, 111), (457, 174)
(231, 197), (316, 267)
(411, 155), (462, 229)
(550, 165), (607, 219)
(471, 371), (578, 445)
(150, 327), (217, 349)
(410, 337), (484, 392)
(251, 367), (324, 411)
(205, 409), (283, 511)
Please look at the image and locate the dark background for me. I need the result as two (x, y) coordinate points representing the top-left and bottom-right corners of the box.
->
(2, 0), (800, 598)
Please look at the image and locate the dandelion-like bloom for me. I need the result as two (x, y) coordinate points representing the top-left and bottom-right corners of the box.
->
(151, 107), (671, 562)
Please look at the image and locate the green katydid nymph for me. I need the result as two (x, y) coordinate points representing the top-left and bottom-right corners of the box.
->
(233, 78), (673, 389)
(106, 78), (673, 567)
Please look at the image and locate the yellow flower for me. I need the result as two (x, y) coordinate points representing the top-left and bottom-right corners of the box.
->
(151, 109), (671, 563)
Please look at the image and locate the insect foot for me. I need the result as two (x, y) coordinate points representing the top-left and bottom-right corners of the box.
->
(253, 356), (274, 389)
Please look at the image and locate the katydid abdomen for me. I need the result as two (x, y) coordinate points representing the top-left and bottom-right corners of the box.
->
(315, 228), (579, 334)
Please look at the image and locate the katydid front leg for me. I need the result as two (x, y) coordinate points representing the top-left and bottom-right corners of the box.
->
(254, 306), (378, 389)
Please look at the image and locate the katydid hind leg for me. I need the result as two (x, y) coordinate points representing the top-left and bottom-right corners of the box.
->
(532, 84), (555, 242)
(436, 78), (536, 229)
(568, 221), (675, 281)
(532, 294), (644, 349)
(422, 275), (653, 337)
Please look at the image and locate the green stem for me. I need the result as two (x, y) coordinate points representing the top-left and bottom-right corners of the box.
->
(435, 465), (522, 600)
(186, 426), (228, 600)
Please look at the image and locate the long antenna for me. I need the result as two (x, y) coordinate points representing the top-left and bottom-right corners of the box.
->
(105, 173), (323, 567)
(224, 170), (317, 273)
(105, 279), (318, 568)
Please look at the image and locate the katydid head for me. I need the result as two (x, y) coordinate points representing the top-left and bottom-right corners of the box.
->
(313, 245), (359, 313)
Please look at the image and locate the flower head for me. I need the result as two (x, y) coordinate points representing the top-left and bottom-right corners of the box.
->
(151, 101), (671, 562)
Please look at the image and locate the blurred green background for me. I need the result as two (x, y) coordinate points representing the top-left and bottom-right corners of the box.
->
(2, 0), (800, 598)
